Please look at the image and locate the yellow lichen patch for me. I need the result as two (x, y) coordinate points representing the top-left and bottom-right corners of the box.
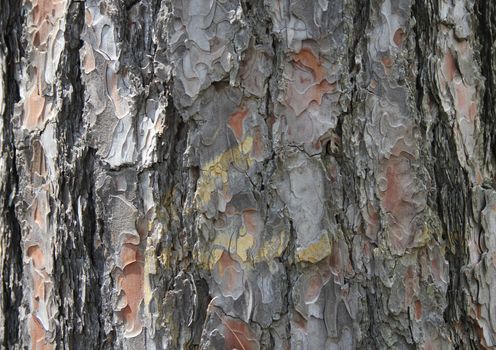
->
(296, 233), (332, 264)
(143, 246), (156, 306)
(195, 136), (254, 208)
(158, 246), (170, 268)
(197, 247), (224, 271)
(236, 227), (254, 262)
(209, 249), (224, 270)
(206, 234), (233, 264)
(256, 230), (288, 262)
(410, 224), (432, 249)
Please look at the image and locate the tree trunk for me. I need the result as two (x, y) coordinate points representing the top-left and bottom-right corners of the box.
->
(1, 0), (496, 348)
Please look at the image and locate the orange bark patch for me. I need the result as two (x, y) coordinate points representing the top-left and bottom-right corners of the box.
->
(119, 241), (144, 337)
(30, 315), (53, 350)
(119, 259), (144, 337)
(414, 300), (422, 320)
(381, 55), (393, 68)
(121, 243), (139, 268)
(27, 243), (47, 312)
(286, 48), (336, 115)
(223, 318), (259, 350)
(228, 108), (248, 141)
(393, 28), (406, 46)
(28, 245), (45, 269)
(293, 48), (326, 82)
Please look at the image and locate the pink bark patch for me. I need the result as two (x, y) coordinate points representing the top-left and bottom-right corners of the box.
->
(304, 273), (323, 304)
(28, 245), (52, 349)
(380, 156), (425, 252)
(25, 87), (45, 129)
(215, 251), (242, 294)
(242, 209), (261, 236)
(443, 50), (456, 82)
(455, 81), (477, 122)
(32, 199), (44, 229)
(404, 266), (416, 305)
(31, 0), (65, 47)
(251, 126), (264, 160)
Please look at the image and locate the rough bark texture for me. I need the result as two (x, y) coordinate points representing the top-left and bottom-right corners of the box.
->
(1, 0), (496, 349)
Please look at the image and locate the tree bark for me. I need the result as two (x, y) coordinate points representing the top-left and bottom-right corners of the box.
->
(1, 0), (496, 348)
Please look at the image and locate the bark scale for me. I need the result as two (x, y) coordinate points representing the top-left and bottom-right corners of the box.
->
(1, 0), (496, 349)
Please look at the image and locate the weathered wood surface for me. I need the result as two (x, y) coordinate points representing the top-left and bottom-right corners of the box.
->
(1, 0), (496, 348)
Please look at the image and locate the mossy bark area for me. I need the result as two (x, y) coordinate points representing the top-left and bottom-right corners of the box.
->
(1, 0), (496, 349)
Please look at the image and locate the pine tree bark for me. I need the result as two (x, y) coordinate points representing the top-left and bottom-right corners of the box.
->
(1, 0), (496, 348)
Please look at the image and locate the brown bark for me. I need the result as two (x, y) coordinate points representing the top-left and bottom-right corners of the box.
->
(1, 0), (496, 349)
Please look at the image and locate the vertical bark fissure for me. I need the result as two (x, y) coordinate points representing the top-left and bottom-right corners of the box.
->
(3, 0), (496, 347)
(413, 0), (478, 347)
(433, 104), (472, 347)
(53, 0), (103, 346)
(1, 0), (23, 346)
(475, 0), (496, 172)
